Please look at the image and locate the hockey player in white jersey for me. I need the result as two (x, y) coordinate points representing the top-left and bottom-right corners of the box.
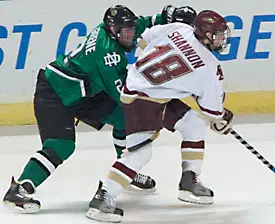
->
(86, 10), (234, 222)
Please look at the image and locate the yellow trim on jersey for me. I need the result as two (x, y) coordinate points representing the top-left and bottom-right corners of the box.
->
(120, 93), (171, 104)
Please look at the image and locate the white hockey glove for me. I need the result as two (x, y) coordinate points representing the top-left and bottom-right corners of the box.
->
(210, 108), (233, 135)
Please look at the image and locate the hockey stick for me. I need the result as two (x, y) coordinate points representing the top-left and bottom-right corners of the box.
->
(230, 129), (275, 173)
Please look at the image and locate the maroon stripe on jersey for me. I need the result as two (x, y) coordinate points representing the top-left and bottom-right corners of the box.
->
(181, 141), (205, 149)
(198, 104), (223, 116)
(192, 94), (223, 116)
(222, 92), (226, 103)
(123, 83), (149, 97)
(112, 161), (137, 179)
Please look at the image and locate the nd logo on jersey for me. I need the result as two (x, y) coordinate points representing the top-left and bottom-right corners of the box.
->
(104, 52), (121, 67)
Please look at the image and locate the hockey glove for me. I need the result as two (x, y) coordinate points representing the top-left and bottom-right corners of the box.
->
(210, 108), (234, 135)
(162, 5), (197, 26)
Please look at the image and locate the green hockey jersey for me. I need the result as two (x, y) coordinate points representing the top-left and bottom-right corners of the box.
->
(45, 15), (163, 107)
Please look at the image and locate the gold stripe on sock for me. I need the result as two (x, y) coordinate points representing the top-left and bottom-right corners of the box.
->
(108, 171), (131, 188)
(181, 152), (204, 160)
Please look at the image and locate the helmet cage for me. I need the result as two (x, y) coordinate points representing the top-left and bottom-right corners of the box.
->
(207, 26), (230, 52)
(103, 5), (138, 51)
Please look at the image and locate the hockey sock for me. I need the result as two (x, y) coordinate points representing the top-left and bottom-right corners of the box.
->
(18, 138), (75, 187)
(113, 129), (126, 159)
(180, 140), (204, 174)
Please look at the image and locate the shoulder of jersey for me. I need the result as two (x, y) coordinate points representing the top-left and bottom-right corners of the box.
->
(192, 37), (219, 67)
(169, 23), (219, 67)
(166, 22), (193, 30)
(94, 26), (119, 55)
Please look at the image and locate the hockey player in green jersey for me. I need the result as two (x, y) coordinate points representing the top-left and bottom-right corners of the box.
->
(3, 4), (197, 214)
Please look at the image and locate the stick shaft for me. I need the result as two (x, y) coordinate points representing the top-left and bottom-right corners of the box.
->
(230, 129), (275, 173)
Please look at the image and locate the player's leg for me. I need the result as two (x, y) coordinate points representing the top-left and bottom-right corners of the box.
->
(164, 100), (213, 204)
(86, 99), (164, 222)
(112, 128), (156, 193)
(3, 69), (76, 213)
(106, 106), (157, 192)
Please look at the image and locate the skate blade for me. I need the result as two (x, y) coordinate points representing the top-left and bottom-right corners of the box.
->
(3, 200), (40, 213)
(125, 184), (157, 194)
(86, 208), (122, 223)
(177, 190), (214, 205)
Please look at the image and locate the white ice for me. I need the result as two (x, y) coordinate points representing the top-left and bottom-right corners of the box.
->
(0, 123), (275, 224)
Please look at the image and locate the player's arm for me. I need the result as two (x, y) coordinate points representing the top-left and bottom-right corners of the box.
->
(134, 14), (163, 38)
(135, 5), (197, 48)
(134, 6), (176, 38)
(140, 23), (184, 46)
(135, 5), (197, 38)
(195, 68), (233, 135)
(195, 78), (224, 120)
(161, 5), (197, 26)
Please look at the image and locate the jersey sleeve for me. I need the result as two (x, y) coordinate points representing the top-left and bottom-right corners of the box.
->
(195, 70), (225, 120)
(135, 14), (163, 38)
(141, 23), (187, 46)
(140, 24), (171, 44)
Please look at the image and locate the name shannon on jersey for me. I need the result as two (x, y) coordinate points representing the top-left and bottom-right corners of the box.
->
(168, 31), (205, 69)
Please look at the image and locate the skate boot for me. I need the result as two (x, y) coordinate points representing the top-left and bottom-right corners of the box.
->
(3, 177), (40, 213)
(127, 173), (156, 193)
(86, 181), (123, 223)
(178, 169), (214, 205)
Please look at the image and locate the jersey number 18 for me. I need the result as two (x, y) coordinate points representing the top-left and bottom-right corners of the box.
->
(135, 44), (192, 85)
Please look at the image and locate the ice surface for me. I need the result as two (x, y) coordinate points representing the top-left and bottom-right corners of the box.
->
(0, 123), (274, 223)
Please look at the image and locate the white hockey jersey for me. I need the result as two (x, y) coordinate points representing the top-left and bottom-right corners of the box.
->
(122, 23), (225, 119)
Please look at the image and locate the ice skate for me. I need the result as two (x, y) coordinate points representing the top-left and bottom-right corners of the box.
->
(86, 181), (123, 223)
(3, 177), (40, 213)
(178, 163), (214, 205)
(126, 173), (156, 193)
